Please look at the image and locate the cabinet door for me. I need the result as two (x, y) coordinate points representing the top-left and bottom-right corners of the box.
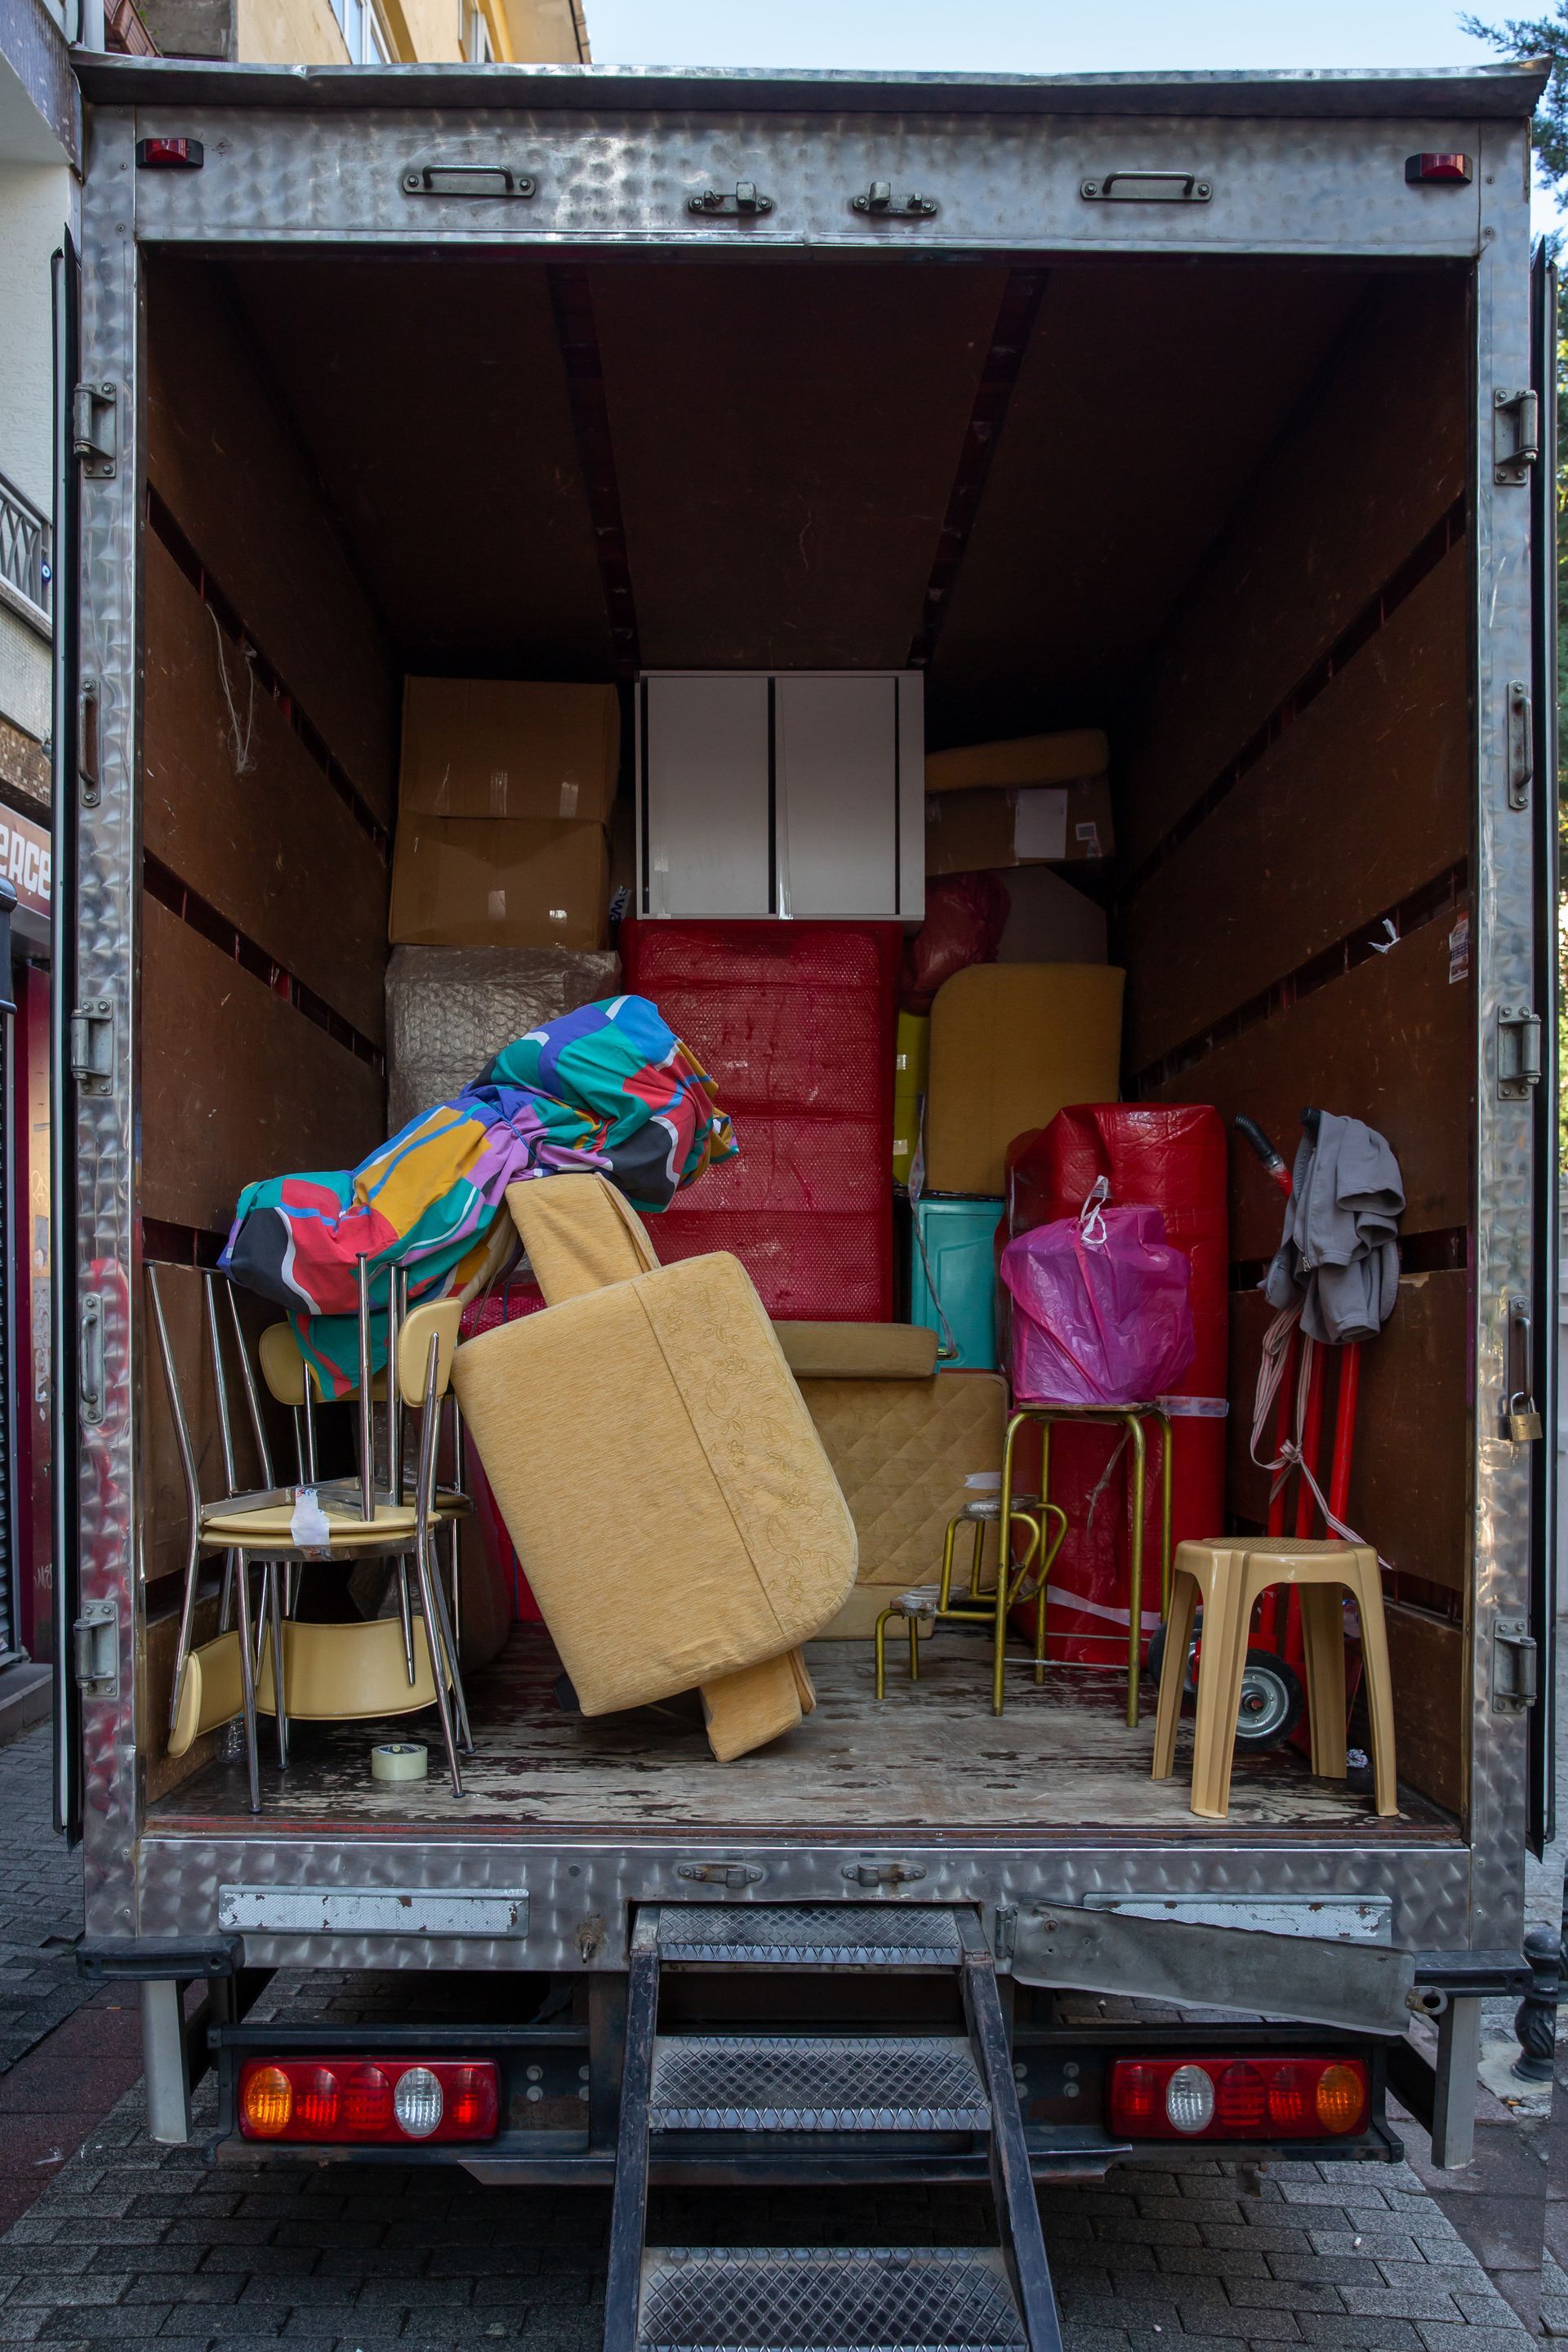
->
(641, 675), (772, 916)
(775, 674), (900, 918)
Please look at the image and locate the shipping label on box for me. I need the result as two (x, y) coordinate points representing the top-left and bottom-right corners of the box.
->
(924, 777), (1113, 875)
(390, 816), (610, 951)
(401, 680), (621, 826)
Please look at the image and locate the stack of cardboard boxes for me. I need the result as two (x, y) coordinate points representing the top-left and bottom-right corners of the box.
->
(390, 680), (620, 951)
(923, 726), (1114, 876)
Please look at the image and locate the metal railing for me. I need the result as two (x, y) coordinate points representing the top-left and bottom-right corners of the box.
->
(0, 471), (51, 637)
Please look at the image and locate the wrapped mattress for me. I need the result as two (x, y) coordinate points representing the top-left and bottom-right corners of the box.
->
(385, 944), (621, 1134)
(618, 919), (900, 1321)
(1004, 1103), (1228, 1668)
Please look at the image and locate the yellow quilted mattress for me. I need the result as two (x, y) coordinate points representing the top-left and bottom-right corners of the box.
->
(804, 1370), (1008, 1638)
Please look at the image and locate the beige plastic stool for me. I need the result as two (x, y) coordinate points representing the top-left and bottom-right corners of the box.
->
(1151, 1537), (1397, 1820)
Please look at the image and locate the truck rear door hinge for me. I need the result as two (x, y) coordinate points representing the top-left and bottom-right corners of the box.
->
(72, 1598), (118, 1699)
(675, 1860), (765, 1888)
(1492, 1616), (1539, 1713)
(1494, 387), (1540, 485)
(69, 1000), (113, 1094)
(71, 381), (117, 479)
(1497, 1004), (1542, 1100)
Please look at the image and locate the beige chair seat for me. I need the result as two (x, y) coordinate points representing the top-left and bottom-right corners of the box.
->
(198, 1499), (420, 1548)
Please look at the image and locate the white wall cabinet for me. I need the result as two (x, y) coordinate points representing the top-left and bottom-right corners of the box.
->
(636, 670), (924, 923)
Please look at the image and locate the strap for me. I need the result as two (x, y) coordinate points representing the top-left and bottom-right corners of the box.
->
(1249, 1299), (1390, 1569)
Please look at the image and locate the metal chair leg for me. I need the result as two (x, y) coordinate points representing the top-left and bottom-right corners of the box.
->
(423, 1533), (473, 1753)
(168, 1526), (202, 1734)
(396, 1558), (416, 1686)
(232, 1551), (261, 1814)
(1126, 1414), (1148, 1731)
(267, 1564), (289, 1769)
(413, 1529), (465, 1797)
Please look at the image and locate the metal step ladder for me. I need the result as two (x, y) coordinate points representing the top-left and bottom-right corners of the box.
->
(604, 1904), (1063, 2352)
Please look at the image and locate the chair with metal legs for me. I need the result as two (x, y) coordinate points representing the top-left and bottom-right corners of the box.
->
(256, 1267), (474, 1725)
(149, 1264), (471, 1807)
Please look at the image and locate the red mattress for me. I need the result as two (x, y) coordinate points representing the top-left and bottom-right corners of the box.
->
(460, 1276), (548, 1622)
(620, 920), (900, 1321)
(1004, 1104), (1229, 1668)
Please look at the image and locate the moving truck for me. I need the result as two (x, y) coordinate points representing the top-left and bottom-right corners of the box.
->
(55, 52), (1558, 2352)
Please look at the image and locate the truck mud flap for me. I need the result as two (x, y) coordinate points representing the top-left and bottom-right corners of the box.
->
(1010, 1901), (1416, 2036)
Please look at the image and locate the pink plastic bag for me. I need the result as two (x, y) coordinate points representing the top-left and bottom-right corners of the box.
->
(1000, 1180), (1196, 1406)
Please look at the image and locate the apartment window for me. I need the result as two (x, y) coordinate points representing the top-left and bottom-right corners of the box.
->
(461, 0), (492, 60)
(0, 471), (51, 639)
(331, 0), (391, 63)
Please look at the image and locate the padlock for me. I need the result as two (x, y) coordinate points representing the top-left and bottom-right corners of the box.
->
(1508, 1392), (1544, 1442)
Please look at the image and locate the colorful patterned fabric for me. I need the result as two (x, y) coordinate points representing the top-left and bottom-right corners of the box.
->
(219, 996), (736, 1398)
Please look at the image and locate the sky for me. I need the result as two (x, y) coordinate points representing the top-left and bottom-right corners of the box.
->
(583, 1), (1562, 229)
(584, 0), (1519, 78)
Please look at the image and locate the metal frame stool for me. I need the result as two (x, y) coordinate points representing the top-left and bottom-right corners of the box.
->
(1002, 1401), (1174, 1730)
(875, 1490), (1068, 1716)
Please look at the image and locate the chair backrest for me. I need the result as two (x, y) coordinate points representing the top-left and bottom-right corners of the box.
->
(396, 1299), (462, 1408)
(257, 1323), (388, 1407)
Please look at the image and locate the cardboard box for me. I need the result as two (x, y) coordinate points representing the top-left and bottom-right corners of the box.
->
(924, 728), (1108, 795)
(401, 679), (620, 825)
(390, 816), (609, 951)
(924, 777), (1114, 875)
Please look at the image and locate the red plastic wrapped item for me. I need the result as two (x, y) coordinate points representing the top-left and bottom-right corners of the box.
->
(620, 920), (900, 1321)
(460, 1277), (547, 1621)
(1004, 1105), (1228, 1668)
(901, 872), (1010, 1013)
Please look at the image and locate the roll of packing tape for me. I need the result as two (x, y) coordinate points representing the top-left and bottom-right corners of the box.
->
(371, 1740), (427, 1784)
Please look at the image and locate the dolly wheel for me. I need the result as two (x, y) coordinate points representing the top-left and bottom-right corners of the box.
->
(1146, 1624), (1304, 1751)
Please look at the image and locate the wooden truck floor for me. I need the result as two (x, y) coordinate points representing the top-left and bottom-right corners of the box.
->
(148, 1626), (1458, 1838)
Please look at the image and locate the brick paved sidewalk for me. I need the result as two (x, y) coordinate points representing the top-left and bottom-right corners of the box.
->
(0, 1731), (98, 2074)
(0, 1713), (1549, 2351)
(0, 2074), (1537, 2352)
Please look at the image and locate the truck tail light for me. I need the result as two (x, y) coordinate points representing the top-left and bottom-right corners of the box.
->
(1405, 152), (1472, 185)
(136, 136), (204, 169)
(1109, 2055), (1368, 2141)
(238, 2057), (499, 2144)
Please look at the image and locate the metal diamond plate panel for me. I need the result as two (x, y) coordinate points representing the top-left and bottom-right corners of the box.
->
(648, 2035), (989, 2132)
(657, 1906), (964, 1965)
(638, 2246), (1025, 2351)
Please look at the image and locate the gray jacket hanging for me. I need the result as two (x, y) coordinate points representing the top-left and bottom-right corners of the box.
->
(1263, 1112), (1404, 1345)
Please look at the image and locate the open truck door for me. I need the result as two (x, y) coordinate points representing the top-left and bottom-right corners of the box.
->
(1526, 238), (1558, 1860)
(49, 228), (82, 1846)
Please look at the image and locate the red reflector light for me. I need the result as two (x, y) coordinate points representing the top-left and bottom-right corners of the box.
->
(1109, 2055), (1368, 2142)
(1405, 152), (1472, 185)
(238, 2057), (499, 2144)
(136, 136), (204, 169)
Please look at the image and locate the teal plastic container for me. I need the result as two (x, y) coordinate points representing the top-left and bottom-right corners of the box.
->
(910, 1196), (1003, 1371)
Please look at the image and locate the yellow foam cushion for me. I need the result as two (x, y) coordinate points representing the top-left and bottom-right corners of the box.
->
(507, 1173), (657, 1298)
(776, 1323), (939, 1381)
(925, 964), (1125, 1196)
(452, 1251), (857, 1716)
